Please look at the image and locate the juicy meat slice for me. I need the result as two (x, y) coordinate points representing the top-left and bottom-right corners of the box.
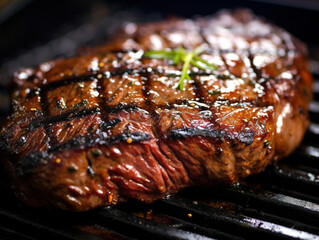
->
(0, 9), (313, 211)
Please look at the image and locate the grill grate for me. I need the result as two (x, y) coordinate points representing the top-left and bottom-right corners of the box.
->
(1, 3), (319, 240)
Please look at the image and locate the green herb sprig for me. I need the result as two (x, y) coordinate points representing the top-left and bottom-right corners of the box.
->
(143, 45), (217, 91)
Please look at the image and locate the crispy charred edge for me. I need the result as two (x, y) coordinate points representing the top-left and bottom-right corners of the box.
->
(15, 131), (152, 177)
(167, 127), (255, 145)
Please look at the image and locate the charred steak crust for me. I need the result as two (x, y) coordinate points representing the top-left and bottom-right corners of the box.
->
(0, 9), (313, 211)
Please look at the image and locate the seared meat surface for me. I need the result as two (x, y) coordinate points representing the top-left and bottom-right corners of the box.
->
(0, 10), (313, 211)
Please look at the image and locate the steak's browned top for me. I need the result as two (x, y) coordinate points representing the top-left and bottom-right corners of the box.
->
(0, 9), (313, 211)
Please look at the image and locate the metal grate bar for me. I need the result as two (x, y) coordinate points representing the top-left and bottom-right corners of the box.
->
(253, 180), (319, 204)
(115, 201), (244, 240)
(156, 196), (319, 240)
(292, 145), (319, 167)
(167, 184), (319, 235)
(226, 201), (319, 235)
(306, 123), (319, 143)
(0, 226), (37, 240)
(313, 79), (319, 100)
(0, 186), (105, 240)
(0, 209), (104, 240)
(261, 164), (319, 198)
(309, 101), (319, 122)
(216, 185), (319, 227)
(90, 207), (215, 240)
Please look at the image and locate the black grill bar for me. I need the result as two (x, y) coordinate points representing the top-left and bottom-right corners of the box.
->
(89, 207), (215, 240)
(309, 101), (319, 123)
(0, 185), (104, 240)
(0, 226), (37, 240)
(214, 185), (319, 228)
(260, 164), (319, 198)
(291, 145), (319, 168)
(115, 201), (244, 240)
(314, 81), (319, 100)
(251, 178), (319, 205)
(0, 210), (87, 240)
(155, 196), (319, 240)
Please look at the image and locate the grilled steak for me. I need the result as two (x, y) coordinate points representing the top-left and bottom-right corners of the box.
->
(0, 9), (313, 211)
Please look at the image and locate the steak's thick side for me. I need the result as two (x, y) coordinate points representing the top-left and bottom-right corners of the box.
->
(0, 9), (313, 211)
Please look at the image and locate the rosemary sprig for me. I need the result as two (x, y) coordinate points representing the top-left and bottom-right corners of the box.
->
(143, 45), (217, 91)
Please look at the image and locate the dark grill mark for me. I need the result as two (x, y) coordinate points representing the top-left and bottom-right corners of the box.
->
(29, 107), (101, 131)
(199, 27), (210, 48)
(50, 132), (151, 154)
(17, 131), (152, 176)
(16, 151), (51, 177)
(237, 130), (255, 145)
(140, 71), (151, 107)
(26, 68), (240, 99)
(27, 75), (98, 98)
(168, 127), (255, 145)
(95, 63), (110, 153)
(248, 52), (262, 81)
(26, 104), (165, 132)
(39, 82), (53, 150)
(168, 128), (226, 140)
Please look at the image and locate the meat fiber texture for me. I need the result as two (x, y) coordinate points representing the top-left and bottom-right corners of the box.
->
(0, 9), (313, 211)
